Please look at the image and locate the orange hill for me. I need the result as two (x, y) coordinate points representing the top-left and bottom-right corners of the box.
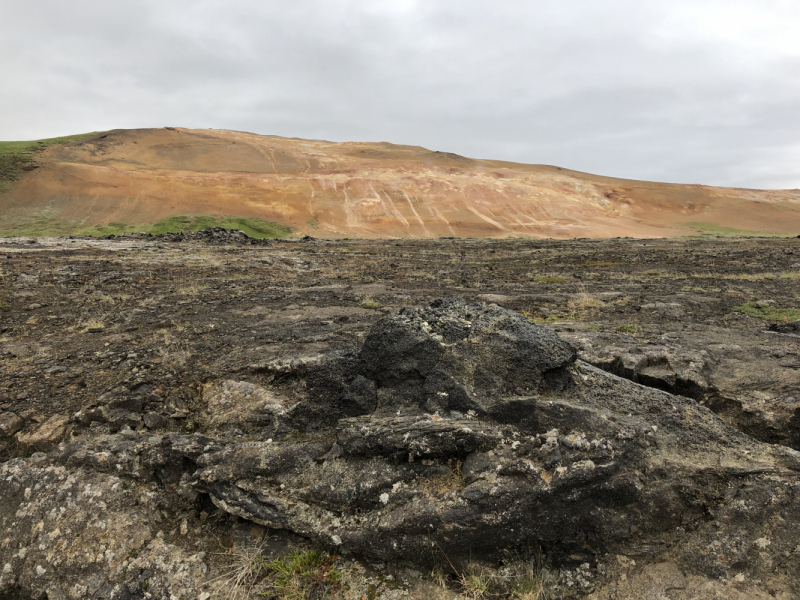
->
(3, 127), (800, 238)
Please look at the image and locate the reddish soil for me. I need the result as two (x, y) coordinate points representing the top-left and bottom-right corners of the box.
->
(4, 127), (800, 238)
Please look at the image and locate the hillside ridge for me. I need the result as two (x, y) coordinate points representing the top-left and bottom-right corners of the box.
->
(2, 127), (799, 238)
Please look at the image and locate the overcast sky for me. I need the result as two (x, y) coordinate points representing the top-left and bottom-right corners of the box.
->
(2, 0), (799, 189)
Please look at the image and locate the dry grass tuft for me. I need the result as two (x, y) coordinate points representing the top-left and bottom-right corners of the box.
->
(211, 539), (270, 600)
(459, 562), (493, 599)
(567, 292), (604, 313)
(417, 461), (464, 496)
(505, 558), (558, 600)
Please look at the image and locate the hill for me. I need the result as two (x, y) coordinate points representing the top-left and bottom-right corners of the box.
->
(1, 127), (799, 238)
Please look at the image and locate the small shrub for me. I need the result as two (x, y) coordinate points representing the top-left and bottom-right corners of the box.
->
(617, 324), (642, 334)
(360, 299), (382, 310)
(459, 563), (492, 599)
(506, 559), (558, 600)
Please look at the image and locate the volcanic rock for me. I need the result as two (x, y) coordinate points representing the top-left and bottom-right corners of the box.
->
(2, 298), (800, 599)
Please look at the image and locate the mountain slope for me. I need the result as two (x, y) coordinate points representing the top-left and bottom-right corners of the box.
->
(2, 127), (799, 238)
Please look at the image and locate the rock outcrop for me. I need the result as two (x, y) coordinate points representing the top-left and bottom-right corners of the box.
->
(2, 298), (800, 598)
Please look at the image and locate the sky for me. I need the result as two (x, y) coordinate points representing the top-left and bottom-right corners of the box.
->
(1, 0), (799, 189)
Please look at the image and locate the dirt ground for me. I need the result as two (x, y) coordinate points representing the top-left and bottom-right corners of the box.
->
(1, 232), (800, 597)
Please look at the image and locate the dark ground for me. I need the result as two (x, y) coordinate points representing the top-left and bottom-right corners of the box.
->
(2, 234), (799, 455)
(1, 233), (799, 598)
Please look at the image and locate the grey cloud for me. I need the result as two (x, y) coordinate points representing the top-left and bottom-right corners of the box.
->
(1, 0), (798, 188)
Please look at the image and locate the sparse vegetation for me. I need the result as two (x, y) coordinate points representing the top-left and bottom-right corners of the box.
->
(0, 132), (107, 192)
(505, 557), (558, 600)
(0, 212), (292, 239)
(567, 292), (604, 314)
(360, 299), (382, 310)
(617, 324), (642, 334)
(213, 545), (343, 600)
(261, 549), (343, 599)
(213, 539), (270, 600)
(685, 221), (775, 237)
(532, 276), (565, 283)
(459, 562), (493, 599)
(417, 461), (464, 496)
(733, 301), (800, 322)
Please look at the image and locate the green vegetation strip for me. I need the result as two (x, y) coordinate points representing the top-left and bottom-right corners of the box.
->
(732, 301), (800, 323)
(0, 213), (292, 239)
(0, 132), (106, 191)
(684, 221), (792, 238)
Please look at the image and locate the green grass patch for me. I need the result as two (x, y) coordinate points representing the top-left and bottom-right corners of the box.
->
(732, 301), (800, 323)
(261, 549), (342, 599)
(684, 221), (786, 237)
(0, 132), (107, 192)
(0, 212), (292, 239)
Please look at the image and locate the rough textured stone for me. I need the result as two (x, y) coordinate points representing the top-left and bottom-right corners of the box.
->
(203, 379), (285, 430)
(15, 414), (69, 451)
(3, 298), (800, 598)
(0, 412), (24, 438)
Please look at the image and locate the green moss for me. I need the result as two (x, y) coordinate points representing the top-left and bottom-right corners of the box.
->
(732, 301), (800, 322)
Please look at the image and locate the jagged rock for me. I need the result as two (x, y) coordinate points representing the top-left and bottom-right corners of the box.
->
(769, 319), (800, 333)
(15, 414), (69, 451)
(358, 297), (577, 414)
(202, 379), (285, 430)
(74, 382), (161, 432)
(0, 411), (24, 438)
(574, 333), (800, 450)
(578, 345), (710, 399)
